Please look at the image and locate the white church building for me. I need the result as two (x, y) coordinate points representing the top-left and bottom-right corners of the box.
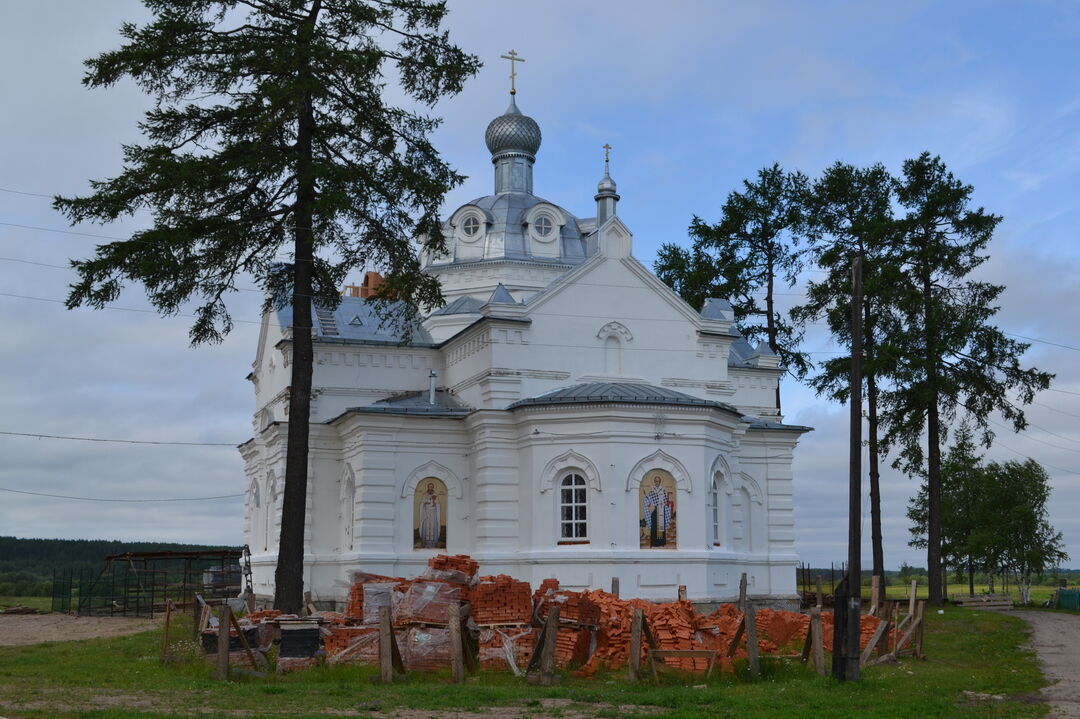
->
(241, 87), (810, 605)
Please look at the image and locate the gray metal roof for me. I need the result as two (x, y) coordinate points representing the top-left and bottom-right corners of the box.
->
(337, 389), (472, 418)
(437, 192), (590, 264)
(506, 382), (742, 414)
(276, 296), (432, 344)
(700, 297), (733, 321)
(487, 283), (517, 304)
(430, 295), (484, 316)
(746, 419), (813, 433)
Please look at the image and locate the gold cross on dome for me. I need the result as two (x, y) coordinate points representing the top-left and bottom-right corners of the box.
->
(603, 143), (612, 164)
(500, 49), (526, 95)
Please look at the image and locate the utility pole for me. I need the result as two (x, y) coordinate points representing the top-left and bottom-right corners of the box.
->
(834, 254), (864, 682)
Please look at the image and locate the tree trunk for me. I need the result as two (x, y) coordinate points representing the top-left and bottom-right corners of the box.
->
(923, 272), (944, 606)
(274, 0), (321, 615)
(865, 304), (884, 608)
(968, 556), (975, 596)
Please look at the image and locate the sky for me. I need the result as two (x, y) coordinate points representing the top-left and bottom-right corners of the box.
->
(2, 1), (1080, 570)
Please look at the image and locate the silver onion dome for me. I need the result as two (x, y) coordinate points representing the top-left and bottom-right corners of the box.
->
(485, 97), (542, 159)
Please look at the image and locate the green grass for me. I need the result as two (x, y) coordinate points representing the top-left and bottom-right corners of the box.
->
(880, 583), (1060, 605)
(0, 595), (51, 612)
(0, 607), (1048, 718)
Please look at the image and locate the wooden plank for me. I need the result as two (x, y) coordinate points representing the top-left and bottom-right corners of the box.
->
(611, 577), (620, 597)
(907, 580), (918, 617)
(448, 600), (464, 683)
(859, 620), (889, 667)
(811, 608), (825, 676)
(539, 605), (559, 686)
(629, 609), (642, 682)
(738, 573), (748, 612)
(160, 599), (173, 664)
(303, 591), (317, 617)
(869, 576), (880, 616)
(816, 575), (824, 609)
(215, 605), (231, 680)
(379, 605), (393, 683)
(229, 609), (265, 670)
(649, 650), (718, 680)
(678, 585), (687, 601)
(915, 600), (926, 660)
(745, 603), (760, 678)
(726, 615), (746, 658)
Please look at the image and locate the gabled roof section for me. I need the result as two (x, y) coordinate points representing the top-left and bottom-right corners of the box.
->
(487, 283), (517, 304)
(506, 382), (743, 416)
(276, 296), (432, 344)
(430, 295), (485, 316)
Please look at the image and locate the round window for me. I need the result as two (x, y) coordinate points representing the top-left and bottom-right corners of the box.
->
(462, 216), (480, 237)
(534, 215), (553, 237)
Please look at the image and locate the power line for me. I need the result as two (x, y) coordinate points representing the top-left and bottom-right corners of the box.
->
(1006, 332), (1080, 353)
(0, 291), (264, 325)
(0, 486), (243, 502)
(0, 187), (54, 199)
(0, 430), (237, 447)
(0, 256), (69, 270)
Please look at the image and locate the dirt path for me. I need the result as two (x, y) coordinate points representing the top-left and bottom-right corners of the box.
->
(0, 613), (156, 646)
(1015, 610), (1080, 719)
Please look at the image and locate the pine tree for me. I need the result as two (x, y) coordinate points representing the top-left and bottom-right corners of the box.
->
(654, 163), (812, 409)
(793, 161), (899, 604)
(53, 0), (479, 613)
(881, 153), (1052, 605)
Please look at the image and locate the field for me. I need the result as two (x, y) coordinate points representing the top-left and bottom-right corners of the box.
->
(880, 583), (1061, 605)
(0, 606), (1052, 719)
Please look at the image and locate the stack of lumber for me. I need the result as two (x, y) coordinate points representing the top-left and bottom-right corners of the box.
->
(478, 627), (538, 671)
(472, 575), (532, 625)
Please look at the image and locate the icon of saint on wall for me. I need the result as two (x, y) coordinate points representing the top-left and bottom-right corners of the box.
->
(640, 470), (676, 548)
(413, 477), (447, 549)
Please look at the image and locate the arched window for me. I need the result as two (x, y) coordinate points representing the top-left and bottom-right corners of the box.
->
(604, 335), (622, 374)
(263, 473), (277, 552)
(708, 477), (721, 546)
(559, 473), (588, 542)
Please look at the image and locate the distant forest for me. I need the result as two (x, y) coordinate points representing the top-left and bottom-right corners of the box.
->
(0, 536), (241, 596)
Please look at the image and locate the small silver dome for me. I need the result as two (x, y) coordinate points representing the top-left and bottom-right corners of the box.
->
(485, 97), (541, 158)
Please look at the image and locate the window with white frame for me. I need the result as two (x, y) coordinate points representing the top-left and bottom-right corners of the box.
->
(559, 473), (588, 542)
(708, 476), (721, 546)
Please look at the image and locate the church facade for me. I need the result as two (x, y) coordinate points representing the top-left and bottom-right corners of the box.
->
(240, 90), (809, 605)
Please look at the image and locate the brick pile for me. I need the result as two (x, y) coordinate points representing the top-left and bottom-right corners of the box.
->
(344, 572), (401, 620)
(323, 626), (378, 658)
(399, 627), (451, 672)
(536, 590), (600, 627)
(427, 554), (479, 577)
(394, 580), (462, 626)
(471, 575), (532, 625)
(477, 627), (537, 671)
(553, 626), (591, 668)
(646, 600), (708, 672)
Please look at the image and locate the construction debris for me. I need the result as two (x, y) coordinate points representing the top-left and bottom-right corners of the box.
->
(201, 553), (903, 678)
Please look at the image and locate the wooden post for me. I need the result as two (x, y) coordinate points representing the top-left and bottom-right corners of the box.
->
(448, 601), (464, 684)
(744, 603), (760, 678)
(810, 607), (825, 676)
(245, 592), (256, 614)
(738, 573), (748, 611)
(908, 580), (917, 617)
(215, 605), (231, 680)
(860, 620), (889, 667)
(229, 611), (264, 670)
(611, 577), (620, 597)
(629, 608), (642, 681)
(815, 575), (824, 609)
(160, 599), (173, 664)
(539, 605), (559, 686)
(915, 600), (926, 660)
(379, 605), (393, 683)
(678, 585), (687, 601)
(869, 576), (880, 616)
